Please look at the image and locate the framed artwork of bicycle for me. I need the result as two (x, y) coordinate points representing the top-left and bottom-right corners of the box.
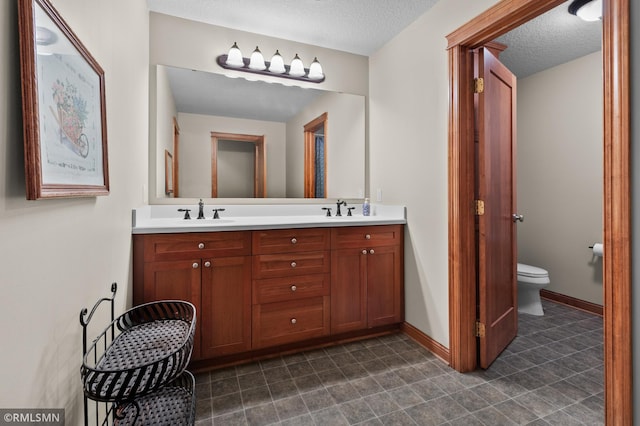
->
(18, 0), (109, 199)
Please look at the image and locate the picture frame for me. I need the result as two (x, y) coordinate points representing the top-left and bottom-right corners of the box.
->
(164, 150), (174, 196)
(18, 0), (109, 199)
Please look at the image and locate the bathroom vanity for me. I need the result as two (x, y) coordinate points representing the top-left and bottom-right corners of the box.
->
(132, 204), (406, 370)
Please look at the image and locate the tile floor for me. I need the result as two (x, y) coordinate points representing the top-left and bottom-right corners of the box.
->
(194, 300), (604, 425)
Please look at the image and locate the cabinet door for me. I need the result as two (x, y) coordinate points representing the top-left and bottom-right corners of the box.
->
(200, 256), (252, 358)
(331, 248), (367, 333)
(143, 259), (202, 359)
(367, 245), (403, 327)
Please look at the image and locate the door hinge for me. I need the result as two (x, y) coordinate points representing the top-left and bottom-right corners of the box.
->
(475, 321), (486, 338)
(475, 200), (485, 216)
(474, 77), (484, 93)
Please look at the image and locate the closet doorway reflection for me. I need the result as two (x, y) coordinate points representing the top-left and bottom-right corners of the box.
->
(304, 113), (327, 198)
(210, 132), (266, 198)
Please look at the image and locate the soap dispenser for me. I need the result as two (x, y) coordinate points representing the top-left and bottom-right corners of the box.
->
(363, 198), (370, 216)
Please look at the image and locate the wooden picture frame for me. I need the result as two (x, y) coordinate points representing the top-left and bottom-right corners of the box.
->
(164, 150), (174, 196)
(18, 0), (109, 199)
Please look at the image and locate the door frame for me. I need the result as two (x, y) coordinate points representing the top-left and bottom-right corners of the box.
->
(446, 0), (630, 422)
(210, 131), (266, 198)
(303, 112), (328, 198)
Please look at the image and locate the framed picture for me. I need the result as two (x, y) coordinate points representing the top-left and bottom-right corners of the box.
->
(18, 0), (109, 199)
(164, 150), (174, 196)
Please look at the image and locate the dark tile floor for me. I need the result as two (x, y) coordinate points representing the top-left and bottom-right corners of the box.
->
(194, 300), (603, 425)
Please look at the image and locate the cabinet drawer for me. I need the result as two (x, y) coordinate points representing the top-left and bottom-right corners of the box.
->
(252, 296), (330, 348)
(253, 251), (330, 279)
(331, 225), (403, 249)
(137, 232), (251, 261)
(253, 273), (330, 304)
(252, 228), (330, 254)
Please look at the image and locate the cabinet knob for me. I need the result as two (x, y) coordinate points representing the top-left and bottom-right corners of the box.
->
(291, 261), (297, 268)
(291, 237), (298, 244)
(192, 262), (199, 269)
(362, 249), (368, 255)
(365, 234), (371, 240)
(290, 318), (297, 325)
(198, 242), (205, 249)
(369, 249), (375, 255)
(204, 261), (211, 268)
(291, 285), (297, 292)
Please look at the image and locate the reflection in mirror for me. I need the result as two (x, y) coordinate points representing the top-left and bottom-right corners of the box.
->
(304, 113), (328, 198)
(152, 65), (365, 200)
(211, 132), (265, 198)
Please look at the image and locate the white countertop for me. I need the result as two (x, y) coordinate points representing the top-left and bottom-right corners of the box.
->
(132, 203), (406, 234)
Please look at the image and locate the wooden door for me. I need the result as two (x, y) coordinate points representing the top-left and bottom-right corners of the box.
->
(367, 245), (403, 328)
(476, 47), (518, 368)
(143, 259), (202, 359)
(200, 256), (252, 358)
(330, 248), (367, 333)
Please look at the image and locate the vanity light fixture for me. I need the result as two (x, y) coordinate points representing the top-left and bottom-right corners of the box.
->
(568, 0), (602, 21)
(225, 42), (244, 67)
(268, 50), (286, 74)
(289, 54), (305, 77)
(248, 46), (266, 70)
(217, 42), (325, 83)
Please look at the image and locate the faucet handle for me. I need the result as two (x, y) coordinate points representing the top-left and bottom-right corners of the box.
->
(178, 208), (191, 220)
(322, 207), (332, 217)
(212, 208), (226, 219)
(347, 207), (356, 216)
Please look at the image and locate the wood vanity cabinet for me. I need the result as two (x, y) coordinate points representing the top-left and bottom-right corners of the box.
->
(251, 228), (331, 349)
(133, 223), (404, 366)
(330, 225), (404, 333)
(133, 231), (252, 360)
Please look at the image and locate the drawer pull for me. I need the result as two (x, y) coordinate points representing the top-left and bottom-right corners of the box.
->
(362, 249), (368, 255)
(290, 318), (297, 325)
(290, 285), (297, 292)
(198, 242), (205, 249)
(369, 249), (375, 255)
(192, 262), (199, 269)
(291, 237), (298, 244)
(291, 261), (297, 268)
(204, 261), (211, 268)
(365, 234), (371, 240)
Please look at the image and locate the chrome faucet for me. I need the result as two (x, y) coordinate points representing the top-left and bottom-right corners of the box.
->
(197, 199), (205, 219)
(336, 200), (347, 216)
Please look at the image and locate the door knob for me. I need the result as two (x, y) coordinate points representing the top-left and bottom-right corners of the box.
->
(512, 214), (524, 223)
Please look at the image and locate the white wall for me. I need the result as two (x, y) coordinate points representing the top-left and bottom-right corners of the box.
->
(517, 51), (603, 305)
(177, 113), (287, 198)
(286, 92), (365, 198)
(218, 140), (255, 198)
(369, 0), (499, 347)
(0, 0), (148, 422)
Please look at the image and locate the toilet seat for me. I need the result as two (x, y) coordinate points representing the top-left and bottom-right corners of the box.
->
(517, 263), (549, 279)
(517, 263), (550, 285)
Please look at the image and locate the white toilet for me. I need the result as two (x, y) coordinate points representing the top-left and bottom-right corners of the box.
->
(517, 263), (550, 316)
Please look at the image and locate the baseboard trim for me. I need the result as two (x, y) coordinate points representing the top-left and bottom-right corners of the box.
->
(540, 289), (603, 316)
(401, 322), (450, 364)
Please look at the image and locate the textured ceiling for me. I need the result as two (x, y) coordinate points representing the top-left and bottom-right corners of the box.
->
(146, 0), (440, 56)
(496, 1), (602, 78)
(151, 0), (602, 121)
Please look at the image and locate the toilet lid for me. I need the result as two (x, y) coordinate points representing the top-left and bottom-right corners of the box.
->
(517, 263), (549, 278)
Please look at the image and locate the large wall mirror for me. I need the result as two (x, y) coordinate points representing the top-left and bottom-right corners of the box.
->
(151, 65), (365, 202)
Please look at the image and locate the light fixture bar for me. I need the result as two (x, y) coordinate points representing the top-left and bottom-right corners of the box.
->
(217, 45), (325, 83)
